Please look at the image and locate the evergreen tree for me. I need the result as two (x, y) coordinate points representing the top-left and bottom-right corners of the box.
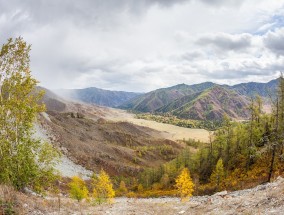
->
(268, 74), (284, 182)
(210, 158), (225, 190)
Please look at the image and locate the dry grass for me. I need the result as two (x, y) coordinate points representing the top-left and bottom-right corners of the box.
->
(104, 108), (210, 142)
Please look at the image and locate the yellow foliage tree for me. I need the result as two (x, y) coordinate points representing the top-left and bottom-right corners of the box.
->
(93, 170), (115, 203)
(68, 176), (89, 202)
(175, 168), (194, 201)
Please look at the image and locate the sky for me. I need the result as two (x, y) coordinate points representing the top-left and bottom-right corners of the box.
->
(1, 0), (284, 92)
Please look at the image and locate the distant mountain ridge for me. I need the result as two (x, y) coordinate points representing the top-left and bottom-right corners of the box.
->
(120, 82), (216, 112)
(55, 87), (141, 107)
(120, 78), (279, 121)
(229, 79), (278, 98)
(53, 78), (279, 121)
(157, 86), (250, 120)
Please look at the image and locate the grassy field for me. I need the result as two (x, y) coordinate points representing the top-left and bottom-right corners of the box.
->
(104, 108), (210, 142)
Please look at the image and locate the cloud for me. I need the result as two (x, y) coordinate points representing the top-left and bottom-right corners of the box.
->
(0, 0), (189, 25)
(264, 28), (284, 56)
(200, 0), (245, 7)
(197, 33), (253, 52)
(1, 0), (284, 92)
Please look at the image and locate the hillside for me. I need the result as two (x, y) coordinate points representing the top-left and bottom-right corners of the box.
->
(36, 89), (184, 177)
(40, 111), (182, 176)
(158, 86), (250, 120)
(56, 87), (141, 107)
(120, 79), (277, 121)
(36, 86), (68, 112)
(120, 82), (215, 112)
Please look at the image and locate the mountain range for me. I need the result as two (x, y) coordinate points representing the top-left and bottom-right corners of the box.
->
(54, 79), (278, 121)
(55, 87), (141, 107)
(121, 79), (278, 120)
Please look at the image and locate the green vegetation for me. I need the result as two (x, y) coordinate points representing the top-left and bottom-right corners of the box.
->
(210, 158), (225, 191)
(0, 37), (59, 192)
(136, 113), (222, 130)
(113, 75), (284, 197)
(68, 176), (89, 202)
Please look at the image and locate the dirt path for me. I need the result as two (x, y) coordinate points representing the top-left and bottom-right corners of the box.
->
(103, 108), (210, 143)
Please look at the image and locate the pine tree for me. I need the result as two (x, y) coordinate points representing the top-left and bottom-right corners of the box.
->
(268, 74), (284, 182)
(68, 176), (89, 202)
(210, 158), (225, 190)
(175, 168), (194, 201)
(93, 170), (115, 203)
(0, 37), (59, 191)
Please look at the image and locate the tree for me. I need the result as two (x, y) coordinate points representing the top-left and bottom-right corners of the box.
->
(68, 176), (89, 202)
(92, 170), (115, 203)
(175, 168), (194, 201)
(0, 37), (59, 191)
(210, 158), (225, 190)
(267, 74), (284, 182)
(118, 180), (128, 195)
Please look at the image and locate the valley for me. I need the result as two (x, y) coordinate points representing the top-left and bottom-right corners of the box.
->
(103, 108), (210, 142)
(2, 2), (284, 214)
(2, 74), (284, 214)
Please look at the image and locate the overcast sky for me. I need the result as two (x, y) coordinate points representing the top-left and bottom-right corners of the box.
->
(1, 0), (284, 92)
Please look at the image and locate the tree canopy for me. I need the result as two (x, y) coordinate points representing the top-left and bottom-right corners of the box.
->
(0, 37), (59, 191)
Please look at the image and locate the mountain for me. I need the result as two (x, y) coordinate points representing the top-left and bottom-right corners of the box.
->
(229, 78), (278, 98)
(157, 86), (250, 120)
(120, 79), (278, 121)
(119, 82), (215, 112)
(56, 87), (141, 107)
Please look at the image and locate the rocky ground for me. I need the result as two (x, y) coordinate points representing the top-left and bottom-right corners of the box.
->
(6, 176), (283, 215)
(93, 176), (284, 215)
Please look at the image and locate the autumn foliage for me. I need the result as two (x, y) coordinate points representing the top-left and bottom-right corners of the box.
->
(175, 168), (194, 201)
(92, 170), (115, 203)
(68, 176), (89, 202)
